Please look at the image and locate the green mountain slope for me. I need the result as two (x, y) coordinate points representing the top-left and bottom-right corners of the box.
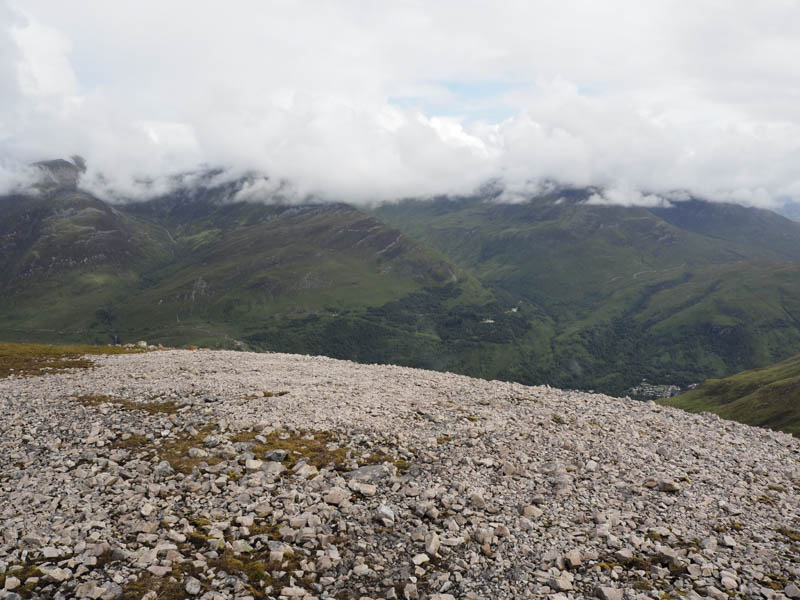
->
(118, 185), (473, 347)
(0, 186), (174, 341)
(0, 178), (516, 376)
(373, 190), (800, 394)
(661, 355), (800, 436)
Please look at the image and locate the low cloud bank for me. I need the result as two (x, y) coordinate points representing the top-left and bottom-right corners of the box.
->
(2, 1), (800, 209)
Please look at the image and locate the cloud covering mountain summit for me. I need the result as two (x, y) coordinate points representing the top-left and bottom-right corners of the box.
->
(2, 1), (800, 206)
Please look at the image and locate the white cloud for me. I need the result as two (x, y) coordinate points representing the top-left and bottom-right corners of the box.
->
(0, 159), (39, 193)
(1, 1), (799, 207)
(586, 184), (670, 208)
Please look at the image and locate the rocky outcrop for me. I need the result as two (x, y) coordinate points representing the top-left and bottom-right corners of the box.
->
(0, 349), (798, 599)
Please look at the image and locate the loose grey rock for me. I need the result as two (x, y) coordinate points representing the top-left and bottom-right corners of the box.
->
(347, 464), (391, 483)
(425, 532), (440, 555)
(4, 576), (20, 591)
(185, 577), (202, 595)
(412, 553), (429, 565)
(658, 479), (681, 493)
(565, 549), (582, 568)
(245, 458), (263, 471)
(323, 487), (349, 505)
(377, 504), (395, 523)
(469, 492), (485, 509)
(550, 574), (574, 592)
(595, 586), (623, 600)
(522, 505), (543, 518)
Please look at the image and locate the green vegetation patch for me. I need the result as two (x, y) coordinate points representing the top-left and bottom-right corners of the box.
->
(159, 426), (222, 474)
(76, 393), (178, 415)
(208, 550), (274, 589)
(0, 341), (144, 379)
(120, 572), (186, 600)
(231, 428), (350, 471)
(0, 562), (45, 597)
(110, 424), (221, 474)
(777, 527), (800, 542)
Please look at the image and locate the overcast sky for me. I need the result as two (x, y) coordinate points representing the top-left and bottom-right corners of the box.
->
(1, 1), (800, 205)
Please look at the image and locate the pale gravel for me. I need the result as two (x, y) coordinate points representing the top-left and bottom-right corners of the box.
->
(0, 349), (799, 600)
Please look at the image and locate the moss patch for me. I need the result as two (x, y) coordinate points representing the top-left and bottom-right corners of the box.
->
(120, 569), (191, 600)
(160, 426), (221, 474)
(231, 428), (350, 471)
(111, 424), (221, 474)
(112, 434), (151, 451)
(76, 393), (179, 415)
(0, 562), (46, 597)
(0, 341), (144, 379)
(777, 527), (800, 542)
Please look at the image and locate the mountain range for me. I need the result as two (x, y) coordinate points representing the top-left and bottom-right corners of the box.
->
(3, 159), (800, 403)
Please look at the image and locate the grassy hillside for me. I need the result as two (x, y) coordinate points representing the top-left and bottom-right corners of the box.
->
(116, 189), (479, 348)
(374, 191), (800, 394)
(0, 183), (501, 361)
(0, 188), (174, 342)
(661, 355), (800, 436)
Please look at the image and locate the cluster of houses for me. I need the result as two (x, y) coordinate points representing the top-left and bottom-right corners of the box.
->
(628, 379), (684, 399)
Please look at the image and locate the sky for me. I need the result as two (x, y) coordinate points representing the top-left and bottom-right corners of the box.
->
(1, 1), (800, 206)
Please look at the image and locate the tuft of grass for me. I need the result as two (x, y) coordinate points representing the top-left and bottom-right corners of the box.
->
(160, 426), (221, 474)
(756, 494), (779, 507)
(208, 550), (276, 598)
(120, 568), (190, 600)
(111, 424), (221, 474)
(75, 393), (116, 406)
(0, 341), (145, 379)
(247, 521), (282, 538)
(712, 520), (744, 532)
(764, 573), (790, 591)
(112, 434), (151, 451)
(231, 428), (350, 471)
(76, 393), (178, 415)
(0, 563), (45, 596)
(392, 459), (412, 474)
(777, 527), (800, 542)
(645, 531), (664, 543)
